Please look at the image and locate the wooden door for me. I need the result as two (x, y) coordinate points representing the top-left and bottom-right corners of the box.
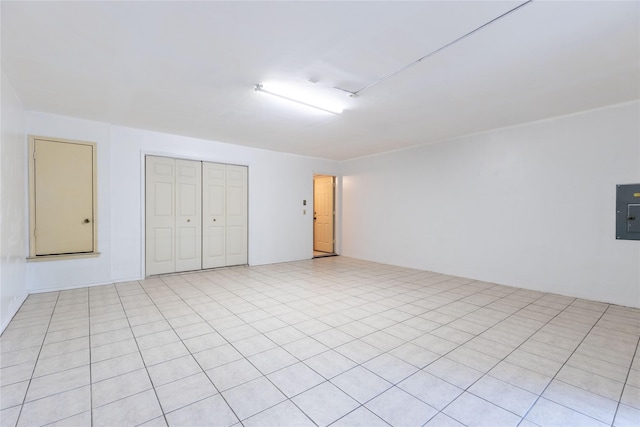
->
(314, 175), (334, 253)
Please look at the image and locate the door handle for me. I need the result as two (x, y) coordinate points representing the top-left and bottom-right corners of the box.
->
(83, 218), (90, 224)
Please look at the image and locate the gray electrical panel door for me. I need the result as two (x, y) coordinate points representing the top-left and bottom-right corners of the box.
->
(628, 205), (640, 233)
(616, 184), (640, 240)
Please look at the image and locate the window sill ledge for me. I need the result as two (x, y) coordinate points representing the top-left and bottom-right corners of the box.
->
(27, 252), (101, 262)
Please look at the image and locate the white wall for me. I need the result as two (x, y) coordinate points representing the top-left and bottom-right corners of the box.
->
(341, 101), (640, 307)
(25, 113), (340, 291)
(18, 99), (639, 308)
(1, 72), (28, 331)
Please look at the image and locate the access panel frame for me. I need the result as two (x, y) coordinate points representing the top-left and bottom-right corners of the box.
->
(616, 183), (640, 241)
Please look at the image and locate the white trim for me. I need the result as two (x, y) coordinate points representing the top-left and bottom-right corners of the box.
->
(27, 279), (114, 294)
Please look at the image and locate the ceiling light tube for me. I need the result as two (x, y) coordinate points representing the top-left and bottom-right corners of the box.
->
(254, 83), (342, 115)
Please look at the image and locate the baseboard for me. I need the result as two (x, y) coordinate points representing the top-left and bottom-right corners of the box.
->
(28, 279), (115, 294)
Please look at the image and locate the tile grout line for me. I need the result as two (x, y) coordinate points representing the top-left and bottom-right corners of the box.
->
(611, 327), (640, 426)
(135, 275), (262, 425)
(443, 295), (582, 424)
(184, 264), (441, 424)
(362, 282), (562, 425)
(374, 286), (601, 422)
(177, 276), (325, 427)
(88, 288), (93, 427)
(281, 276), (539, 426)
(514, 303), (613, 426)
(316, 283), (502, 425)
(13, 292), (60, 427)
(38, 290), (93, 426)
(179, 268), (377, 426)
(8, 294), (97, 424)
(251, 266), (545, 425)
(112, 283), (169, 427)
(350, 275), (553, 422)
(7, 305), (97, 424)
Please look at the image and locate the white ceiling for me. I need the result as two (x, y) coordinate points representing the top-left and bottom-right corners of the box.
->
(2, 1), (638, 160)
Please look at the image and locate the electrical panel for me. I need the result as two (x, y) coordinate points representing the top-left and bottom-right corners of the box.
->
(616, 184), (640, 240)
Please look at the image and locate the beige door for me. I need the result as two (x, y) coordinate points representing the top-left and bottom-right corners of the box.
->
(33, 139), (95, 255)
(314, 175), (334, 253)
(225, 165), (248, 266)
(146, 156), (176, 275)
(202, 162), (226, 269)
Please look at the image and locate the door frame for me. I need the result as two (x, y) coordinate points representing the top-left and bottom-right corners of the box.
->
(28, 135), (99, 260)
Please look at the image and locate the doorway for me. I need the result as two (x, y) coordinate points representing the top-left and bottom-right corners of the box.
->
(313, 174), (336, 258)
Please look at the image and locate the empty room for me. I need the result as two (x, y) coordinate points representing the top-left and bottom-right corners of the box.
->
(1, 1), (639, 427)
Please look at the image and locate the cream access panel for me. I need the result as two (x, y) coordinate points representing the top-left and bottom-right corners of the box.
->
(202, 163), (248, 268)
(146, 156), (202, 275)
(29, 136), (97, 258)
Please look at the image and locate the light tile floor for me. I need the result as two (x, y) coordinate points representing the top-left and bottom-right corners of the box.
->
(1, 257), (639, 427)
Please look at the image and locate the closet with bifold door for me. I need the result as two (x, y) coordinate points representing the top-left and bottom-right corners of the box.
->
(145, 155), (248, 276)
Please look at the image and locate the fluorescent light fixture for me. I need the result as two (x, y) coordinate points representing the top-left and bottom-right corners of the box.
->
(254, 83), (343, 115)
